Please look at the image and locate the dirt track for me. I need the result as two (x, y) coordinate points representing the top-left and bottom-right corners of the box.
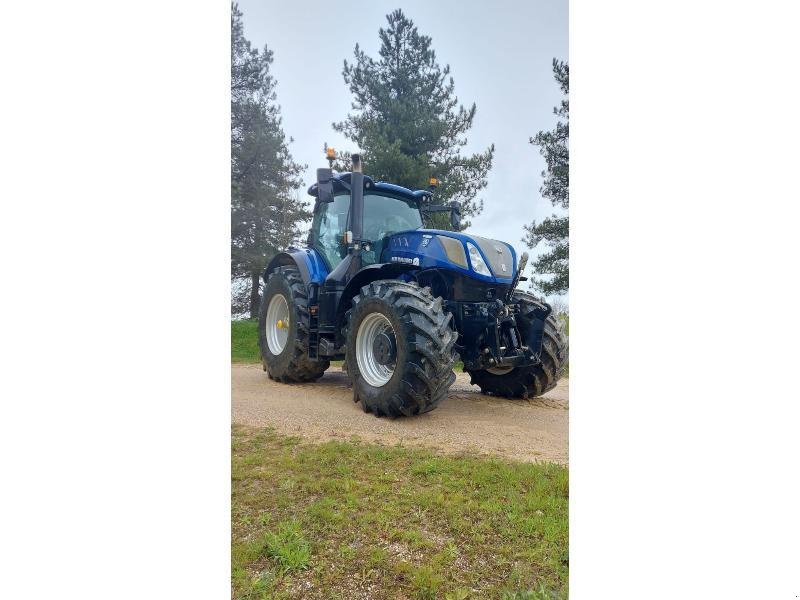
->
(232, 364), (568, 464)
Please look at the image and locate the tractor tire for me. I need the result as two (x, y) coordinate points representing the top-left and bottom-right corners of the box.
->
(259, 265), (329, 382)
(467, 291), (568, 399)
(345, 280), (457, 417)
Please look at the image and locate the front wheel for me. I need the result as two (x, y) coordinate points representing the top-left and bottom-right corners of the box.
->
(466, 291), (568, 398)
(346, 280), (457, 417)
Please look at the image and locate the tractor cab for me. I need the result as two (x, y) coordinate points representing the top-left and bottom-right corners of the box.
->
(308, 174), (425, 270)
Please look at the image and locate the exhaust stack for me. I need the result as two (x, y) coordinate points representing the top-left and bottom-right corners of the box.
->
(351, 153), (363, 173)
(350, 153), (364, 244)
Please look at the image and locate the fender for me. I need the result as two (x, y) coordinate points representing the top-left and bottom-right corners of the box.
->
(335, 262), (417, 325)
(262, 246), (329, 285)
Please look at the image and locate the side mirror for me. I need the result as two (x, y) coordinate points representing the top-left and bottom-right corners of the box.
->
(449, 203), (461, 230)
(422, 202), (462, 230)
(316, 168), (334, 203)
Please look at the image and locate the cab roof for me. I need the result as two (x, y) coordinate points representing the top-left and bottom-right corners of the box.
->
(307, 172), (431, 201)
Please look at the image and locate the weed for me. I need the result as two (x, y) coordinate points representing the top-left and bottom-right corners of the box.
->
(259, 520), (311, 574)
(368, 546), (389, 570)
(502, 583), (555, 600)
(411, 565), (444, 599)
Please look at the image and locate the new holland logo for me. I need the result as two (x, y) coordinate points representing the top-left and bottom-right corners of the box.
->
(390, 256), (420, 266)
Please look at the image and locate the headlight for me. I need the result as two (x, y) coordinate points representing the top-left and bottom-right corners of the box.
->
(466, 242), (492, 276)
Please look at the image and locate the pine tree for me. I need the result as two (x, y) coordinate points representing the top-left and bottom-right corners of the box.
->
(332, 9), (494, 229)
(524, 59), (569, 295)
(231, 3), (310, 317)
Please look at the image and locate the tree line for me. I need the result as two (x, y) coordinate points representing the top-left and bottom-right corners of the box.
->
(231, 4), (568, 317)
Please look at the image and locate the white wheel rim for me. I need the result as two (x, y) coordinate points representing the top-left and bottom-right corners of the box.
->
(265, 293), (290, 355)
(487, 365), (514, 375)
(355, 312), (396, 387)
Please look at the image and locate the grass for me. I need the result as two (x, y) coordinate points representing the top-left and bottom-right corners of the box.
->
(232, 319), (260, 363)
(232, 426), (569, 599)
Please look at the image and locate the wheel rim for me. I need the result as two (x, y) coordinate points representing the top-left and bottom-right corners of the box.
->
(356, 312), (396, 387)
(487, 365), (514, 375)
(265, 293), (290, 355)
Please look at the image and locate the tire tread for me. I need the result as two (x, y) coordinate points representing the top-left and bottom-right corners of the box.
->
(259, 266), (329, 382)
(347, 280), (457, 417)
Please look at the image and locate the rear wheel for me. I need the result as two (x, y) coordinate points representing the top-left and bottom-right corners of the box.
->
(346, 280), (457, 417)
(259, 266), (329, 382)
(467, 291), (568, 398)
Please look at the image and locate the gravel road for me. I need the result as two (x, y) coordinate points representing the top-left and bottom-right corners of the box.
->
(232, 364), (568, 464)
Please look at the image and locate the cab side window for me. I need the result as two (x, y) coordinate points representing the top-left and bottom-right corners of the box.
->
(310, 193), (350, 269)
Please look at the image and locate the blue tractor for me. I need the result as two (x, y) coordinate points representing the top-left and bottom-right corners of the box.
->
(259, 153), (568, 417)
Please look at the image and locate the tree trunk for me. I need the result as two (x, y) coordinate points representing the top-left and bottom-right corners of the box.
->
(249, 271), (261, 319)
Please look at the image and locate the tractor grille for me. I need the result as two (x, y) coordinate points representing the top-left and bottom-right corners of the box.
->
(470, 235), (514, 278)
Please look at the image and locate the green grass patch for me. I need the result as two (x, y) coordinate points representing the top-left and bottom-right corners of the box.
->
(232, 319), (260, 363)
(232, 426), (568, 599)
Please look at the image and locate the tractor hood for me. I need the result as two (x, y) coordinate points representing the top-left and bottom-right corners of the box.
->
(380, 229), (517, 284)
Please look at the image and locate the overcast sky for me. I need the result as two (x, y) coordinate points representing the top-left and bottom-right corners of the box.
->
(238, 0), (568, 300)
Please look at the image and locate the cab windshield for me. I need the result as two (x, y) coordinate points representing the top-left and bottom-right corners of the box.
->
(363, 193), (423, 241)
